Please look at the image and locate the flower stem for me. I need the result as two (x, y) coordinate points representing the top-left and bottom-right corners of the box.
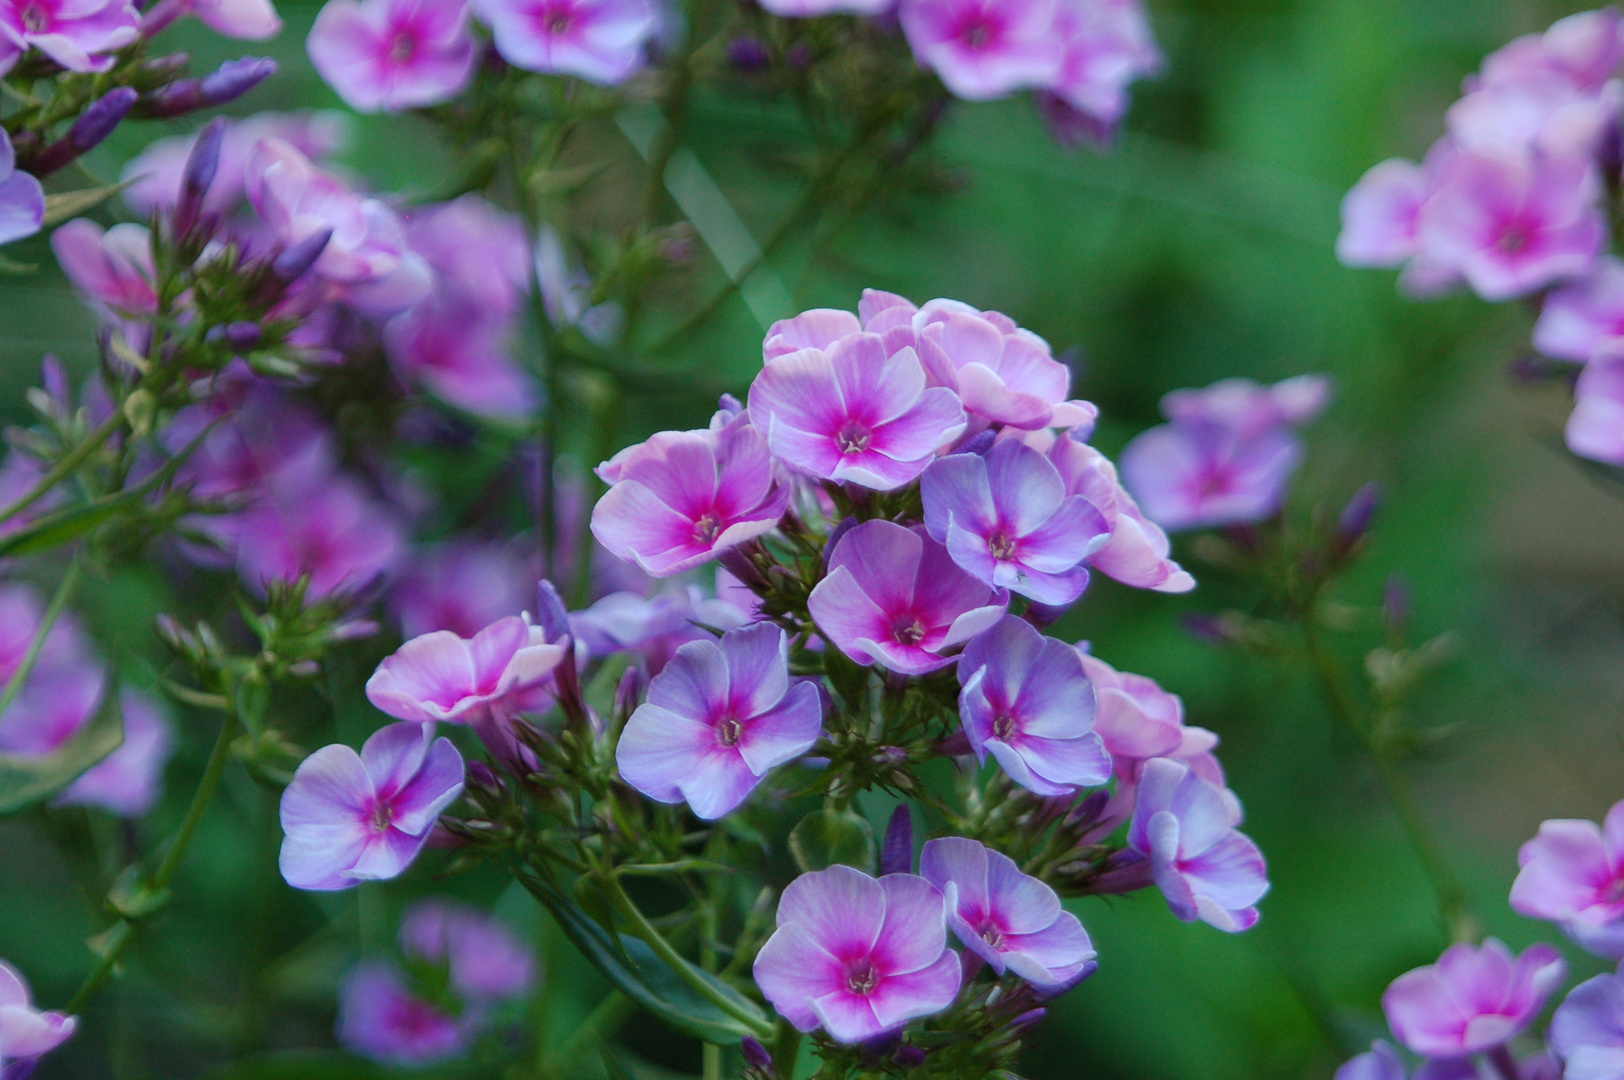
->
(62, 707), (242, 1015)
(0, 410), (122, 529)
(0, 556), (81, 721)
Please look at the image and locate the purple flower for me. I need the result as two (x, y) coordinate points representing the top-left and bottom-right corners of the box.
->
(1536, 257), (1624, 361)
(1338, 159), (1430, 270)
(569, 583), (750, 674)
(235, 474), (403, 599)
(898, 0), (1062, 101)
(399, 900), (537, 1002)
(616, 622), (821, 819)
(756, 0), (890, 14)
(1127, 757), (1267, 931)
(957, 615), (1109, 796)
(278, 720), (465, 891)
(338, 961), (466, 1065)
(1566, 352), (1624, 465)
(0, 961), (76, 1070)
(367, 615), (569, 724)
(0, 130), (43, 246)
(1551, 969), (1624, 1080)
(921, 437), (1109, 605)
(1044, 0), (1161, 138)
(51, 220), (157, 317)
(1511, 798), (1624, 955)
(470, 0), (656, 84)
(1158, 374), (1332, 441)
(391, 541), (530, 639)
(747, 331), (966, 490)
(308, 0), (477, 113)
(0, 0), (138, 73)
(1333, 1042), (1406, 1080)
(123, 112), (349, 218)
(752, 864), (961, 1043)
(406, 194), (529, 324)
(919, 836), (1095, 990)
(1382, 938), (1566, 1058)
(1044, 434), (1193, 593)
(1415, 147), (1604, 302)
(245, 138), (432, 317)
(165, 0), (281, 38)
(591, 418), (789, 577)
(807, 520), (1007, 676)
(56, 689), (174, 818)
(1478, 8), (1624, 94)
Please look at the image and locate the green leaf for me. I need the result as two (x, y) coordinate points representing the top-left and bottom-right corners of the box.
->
(42, 181), (134, 226)
(516, 869), (768, 1045)
(0, 685), (123, 814)
(788, 806), (876, 875)
(0, 488), (143, 558)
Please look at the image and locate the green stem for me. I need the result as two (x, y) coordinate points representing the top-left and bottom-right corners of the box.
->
(62, 707), (242, 1015)
(0, 556), (81, 721)
(600, 874), (775, 1039)
(0, 410), (122, 529)
(1300, 612), (1476, 941)
(772, 1023), (802, 1078)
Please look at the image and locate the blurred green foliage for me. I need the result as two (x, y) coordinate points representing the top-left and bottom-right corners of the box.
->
(5, 0), (1623, 1077)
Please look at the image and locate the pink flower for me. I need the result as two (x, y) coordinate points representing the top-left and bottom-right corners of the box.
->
(0, 129), (43, 246)
(920, 836), (1095, 990)
(367, 615), (569, 724)
(747, 332), (966, 490)
(1382, 939), (1566, 1057)
(384, 307), (538, 418)
(1338, 158), (1429, 269)
(921, 437), (1109, 605)
(1127, 757), (1267, 931)
(1446, 78), (1623, 161)
(591, 418), (789, 577)
(390, 541), (530, 639)
(406, 194), (529, 323)
(471, 0), (656, 84)
(898, 0), (1063, 101)
(245, 138), (432, 316)
(278, 720), (466, 891)
(957, 615), (1110, 796)
(0, 0), (139, 73)
(1476, 8), (1624, 96)
(1045, 0), (1161, 133)
(616, 622), (822, 819)
(399, 900), (537, 1002)
(1536, 257), (1624, 361)
(0, 960), (76, 1069)
(308, 0), (478, 112)
(570, 584), (750, 674)
(752, 864), (961, 1043)
(1416, 147), (1605, 302)
(1511, 798), (1624, 955)
(235, 473), (403, 599)
(807, 519), (1006, 676)
(1119, 420), (1302, 532)
(338, 961), (467, 1065)
(1566, 352), (1624, 465)
(122, 112), (349, 218)
(1158, 374), (1332, 441)
(51, 220), (157, 316)
(56, 689), (174, 818)
(1045, 435), (1193, 593)
(756, 0), (891, 14)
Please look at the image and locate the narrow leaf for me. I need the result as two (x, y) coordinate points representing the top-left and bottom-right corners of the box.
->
(0, 686), (123, 814)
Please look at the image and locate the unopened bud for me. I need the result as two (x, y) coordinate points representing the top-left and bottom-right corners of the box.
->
(174, 116), (227, 237)
(740, 1037), (774, 1072)
(1009, 1007), (1047, 1033)
(612, 665), (642, 724)
(1382, 573), (1410, 636)
(534, 579), (571, 640)
(881, 804), (913, 876)
(39, 356), (70, 411)
(329, 618), (379, 642)
(955, 428), (997, 456)
(1334, 482), (1380, 555)
(29, 87), (138, 176)
(271, 228), (332, 283)
(728, 35), (771, 70)
(205, 320), (262, 350)
(894, 1045), (926, 1068)
(134, 56), (277, 118)
(287, 659), (320, 678)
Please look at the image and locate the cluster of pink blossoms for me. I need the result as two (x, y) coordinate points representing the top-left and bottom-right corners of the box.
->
(1335, 791), (1624, 1080)
(1338, 7), (1624, 470)
(273, 292), (1278, 1053)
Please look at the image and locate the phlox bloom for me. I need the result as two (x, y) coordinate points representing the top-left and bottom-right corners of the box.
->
(471, 0), (656, 84)
(308, 0), (478, 113)
(0, 960), (76, 1068)
(616, 622), (822, 819)
(753, 864), (961, 1043)
(278, 720), (465, 891)
(898, 0), (1063, 101)
(1382, 938), (1566, 1058)
(920, 836), (1096, 990)
(366, 614), (569, 724)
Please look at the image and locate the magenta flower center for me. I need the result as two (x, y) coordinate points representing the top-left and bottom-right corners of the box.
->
(992, 713), (1017, 741)
(979, 924), (1005, 949)
(988, 530), (1017, 560)
(546, 10), (571, 34)
(387, 29), (417, 63)
(716, 715), (743, 748)
(891, 614), (927, 646)
(835, 420), (873, 455)
(371, 801), (394, 833)
(692, 512), (723, 544)
(20, 2), (48, 32)
(844, 958), (879, 996)
(1498, 224), (1532, 255)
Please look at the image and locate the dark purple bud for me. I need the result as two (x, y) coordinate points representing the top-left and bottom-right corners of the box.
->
(287, 659), (321, 678)
(271, 228), (332, 283)
(465, 760), (502, 792)
(613, 665), (642, 722)
(1335, 482), (1380, 553)
(40, 355), (70, 409)
(534, 579), (571, 640)
(1090, 850), (1156, 895)
(894, 1046), (927, 1068)
(740, 1037), (774, 1071)
(822, 516), (858, 568)
(1009, 1007), (1047, 1032)
(224, 321), (262, 349)
(1063, 789), (1110, 829)
(881, 804), (913, 876)
(135, 56), (277, 118)
(935, 728), (973, 757)
(955, 428), (997, 456)
(1382, 573), (1410, 635)
(785, 42), (812, 68)
(1022, 599), (1072, 630)
(1033, 90), (1116, 150)
(3, 1058), (41, 1080)
(716, 392), (744, 417)
(728, 35), (771, 70)
(1180, 611), (1230, 645)
(28, 87), (137, 176)
(174, 116), (227, 235)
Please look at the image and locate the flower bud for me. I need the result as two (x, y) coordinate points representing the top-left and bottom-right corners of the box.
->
(329, 618), (380, 642)
(173, 116), (227, 238)
(1334, 481), (1380, 556)
(29, 87), (138, 176)
(39, 356), (70, 412)
(894, 1045), (927, 1068)
(740, 1037), (774, 1072)
(612, 665), (642, 726)
(205, 320), (262, 350)
(728, 35), (771, 70)
(271, 228), (333, 283)
(881, 804), (913, 876)
(955, 428), (997, 456)
(134, 56), (278, 118)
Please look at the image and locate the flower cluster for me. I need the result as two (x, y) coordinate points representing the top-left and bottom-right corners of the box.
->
(1336, 7), (1624, 470)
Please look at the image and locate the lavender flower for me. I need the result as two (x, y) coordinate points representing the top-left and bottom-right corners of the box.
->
(398, 900), (538, 1003)
(390, 541), (531, 639)
(1044, 434), (1194, 593)
(1551, 969), (1624, 1080)
(367, 615), (569, 725)
(752, 864), (961, 1043)
(1566, 352), (1624, 466)
(0, 961), (76, 1071)
(337, 961), (466, 1065)
(234, 475), (402, 599)
(897, 0), (1063, 101)
(1511, 797), (1624, 957)
(919, 836), (1096, 990)
(307, 0), (478, 113)
(0, 0), (139, 73)
(51, 221), (157, 317)
(1381, 938), (1566, 1058)
(1535, 257), (1624, 362)
(0, 130), (43, 247)
(470, 0), (656, 84)
(616, 623), (822, 819)
(957, 615), (1110, 796)
(278, 720), (465, 890)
